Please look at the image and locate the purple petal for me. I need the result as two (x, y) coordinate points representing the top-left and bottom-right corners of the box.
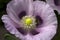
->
(6, 0), (29, 24)
(1, 15), (26, 39)
(33, 25), (57, 40)
(23, 24), (57, 40)
(7, 0), (34, 23)
(26, 0), (34, 15)
(46, 0), (60, 14)
(33, 1), (57, 26)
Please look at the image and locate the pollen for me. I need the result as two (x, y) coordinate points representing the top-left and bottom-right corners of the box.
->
(21, 15), (36, 30)
(25, 17), (32, 26)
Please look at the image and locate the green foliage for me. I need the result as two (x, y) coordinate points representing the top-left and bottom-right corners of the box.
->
(4, 34), (20, 40)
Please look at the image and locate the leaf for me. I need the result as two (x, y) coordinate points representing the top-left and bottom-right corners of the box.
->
(4, 34), (19, 40)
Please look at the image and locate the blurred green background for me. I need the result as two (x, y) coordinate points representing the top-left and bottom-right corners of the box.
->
(0, 0), (60, 40)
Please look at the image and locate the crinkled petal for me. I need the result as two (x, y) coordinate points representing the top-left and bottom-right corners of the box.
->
(46, 0), (60, 14)
(7, 0), (34, 24)
(6, 0), (27, 24)
(22, 25), (57, 40)
(33, 25), (57, 40)
(26, 0), (34, 15)
(1, 15), (25, 39)
(33, 1), (57, 26)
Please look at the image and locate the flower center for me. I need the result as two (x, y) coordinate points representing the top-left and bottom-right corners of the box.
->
(21, 15), (36, 30)
(25, 17), (32, 26)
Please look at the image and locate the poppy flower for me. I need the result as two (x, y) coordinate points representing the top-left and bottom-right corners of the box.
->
(46, 0), (60, 14)
(1, 0), (57, 40)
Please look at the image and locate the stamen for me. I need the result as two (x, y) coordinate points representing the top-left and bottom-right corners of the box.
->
(24, 17), (33, 26)
(21, 15), (36, 30)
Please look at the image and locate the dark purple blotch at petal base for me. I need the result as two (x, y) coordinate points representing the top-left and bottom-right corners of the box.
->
(33, 0), (36, 1)
(33, 0), (46, 2)
(18, 11), (26, 19)
(54, 0), (60, 6)
(17, 27), (40, 35)
(40, 0), (46, 2)
(35, 15), (43, 27)
(17, 27), (27, 35)
(30, 29), (40, 35)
